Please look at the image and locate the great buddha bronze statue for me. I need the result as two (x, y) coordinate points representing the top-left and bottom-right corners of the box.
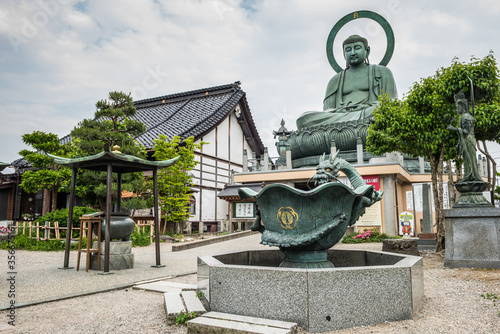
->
(297, 35), (397, 129)
(284, 11), (399, 167)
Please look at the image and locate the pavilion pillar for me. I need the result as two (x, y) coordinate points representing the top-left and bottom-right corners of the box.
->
(103, 163), (112, 273)
(152, 168), (164, 267)
(61, 168), (77, 269)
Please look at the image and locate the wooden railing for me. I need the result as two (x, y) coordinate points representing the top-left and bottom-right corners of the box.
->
(8, 218), (155, 243)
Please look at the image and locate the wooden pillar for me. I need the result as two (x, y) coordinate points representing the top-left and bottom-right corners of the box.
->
(61, 168), (77, 269)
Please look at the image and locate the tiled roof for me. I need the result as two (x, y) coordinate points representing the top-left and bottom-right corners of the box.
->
(133, 81), (264, 155)
(10, 82), (264, 166)
(11, 157), (31, 169)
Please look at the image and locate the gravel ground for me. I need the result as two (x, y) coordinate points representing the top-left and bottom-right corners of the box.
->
(1, 242), (499, 333)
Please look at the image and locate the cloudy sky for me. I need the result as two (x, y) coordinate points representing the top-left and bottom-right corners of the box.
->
(1, 0), (500, 164)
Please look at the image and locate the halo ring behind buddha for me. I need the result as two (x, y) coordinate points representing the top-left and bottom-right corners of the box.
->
(326, 10), (395, 73)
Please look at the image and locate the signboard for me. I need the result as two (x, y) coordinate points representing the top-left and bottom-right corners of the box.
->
(356, 201), (382, 226)
(362, 175), (380, 191)
(339, 175), (380, 191)
(233, 202), (255, 218)
(399, 211), (415, 237)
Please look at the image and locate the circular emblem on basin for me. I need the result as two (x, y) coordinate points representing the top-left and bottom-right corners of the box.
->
(277, 207), (299, 230)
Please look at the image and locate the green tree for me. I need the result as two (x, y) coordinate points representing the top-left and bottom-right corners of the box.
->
(71, 91), (145, 155)
(367, 52), (500, 252)
(19, 131), (73, 212)
(71, 91), (147, 208)
(439, 53), (500, 198)
(153, 136), (206, 234)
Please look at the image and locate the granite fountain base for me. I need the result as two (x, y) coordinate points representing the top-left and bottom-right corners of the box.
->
(198, 249), (423, 333)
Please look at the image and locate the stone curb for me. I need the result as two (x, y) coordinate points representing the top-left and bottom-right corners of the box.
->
(172, 230), (258, 252)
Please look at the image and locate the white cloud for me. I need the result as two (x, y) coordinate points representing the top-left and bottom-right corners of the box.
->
(1, 0), (500, 163)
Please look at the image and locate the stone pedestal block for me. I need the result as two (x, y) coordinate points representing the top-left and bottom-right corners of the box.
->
(382, 239), (420, 256)
(90, 241), (134, 270)
(444, 207), (500, 269)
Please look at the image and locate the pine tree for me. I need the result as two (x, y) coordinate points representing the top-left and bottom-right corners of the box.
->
(71, 91), (147, 208)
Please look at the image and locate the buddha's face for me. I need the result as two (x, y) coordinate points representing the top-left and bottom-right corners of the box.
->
(343, 41), (370, 68)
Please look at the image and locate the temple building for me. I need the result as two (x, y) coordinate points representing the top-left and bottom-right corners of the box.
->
(1, 82), (265, 234)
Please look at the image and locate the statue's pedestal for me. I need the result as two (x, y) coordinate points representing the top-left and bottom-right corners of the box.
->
(90, 241), (134, 270)
(444, 207), (500, 269)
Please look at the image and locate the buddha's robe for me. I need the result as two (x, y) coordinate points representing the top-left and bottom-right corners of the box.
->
(296, 64), (397, 129)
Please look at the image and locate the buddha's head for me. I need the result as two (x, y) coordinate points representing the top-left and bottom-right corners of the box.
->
(342, 35), (370, 68)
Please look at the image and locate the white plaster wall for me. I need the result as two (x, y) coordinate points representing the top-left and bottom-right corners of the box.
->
(203, 165), (216, 175)
(217, 195), (229, 221)
(201, 189), (216, 220)
(217, 117), (230, 161)
(203, 157), (216, 167)
(202, 130), (216, 156)
(187, 106), (259, 226)
(230, 112), (244, 165)
(217, 162), (229, 183)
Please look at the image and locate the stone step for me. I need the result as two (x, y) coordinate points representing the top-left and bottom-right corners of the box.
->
(416, 239), (437, 246)
(164, 291), (207, 323)
(182, 291), (206, 314)
(164, 292), (185, 323)
(187, 312), (298, 334)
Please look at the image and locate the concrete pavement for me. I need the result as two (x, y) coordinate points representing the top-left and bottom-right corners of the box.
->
(0, 233), (269, 310)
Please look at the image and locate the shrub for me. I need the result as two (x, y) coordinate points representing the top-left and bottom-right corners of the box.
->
(342, 228), (400, 244)
(131, 227), (151, 247)
(0, 233), (68, 251)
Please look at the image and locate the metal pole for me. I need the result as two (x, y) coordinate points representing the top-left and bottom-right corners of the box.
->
(60, 168), (76, 269)
(152, 167), (164, 267)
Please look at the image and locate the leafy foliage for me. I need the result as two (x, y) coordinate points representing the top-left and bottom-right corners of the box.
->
(367, 52), (500, 251)
(130, 227), (151, 247)
(32, 206), (98, 240)
(18, 131), (74, 212)
(34, 206), (99, 228)
(0, 233), (66, 251)
(121, 197), (150, 212)
(175, 310), (197, 325)
(153, 136), (206, 233)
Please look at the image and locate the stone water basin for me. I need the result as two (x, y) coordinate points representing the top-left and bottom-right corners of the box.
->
(198, 249), (423, 333)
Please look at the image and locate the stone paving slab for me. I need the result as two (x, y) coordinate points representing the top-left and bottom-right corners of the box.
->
(182, 290), (206, 314)
(164, 292), (185, 323)
(133, 281), (196, 293)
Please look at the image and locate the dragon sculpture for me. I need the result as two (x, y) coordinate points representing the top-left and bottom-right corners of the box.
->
(240, 151), (383, 268)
